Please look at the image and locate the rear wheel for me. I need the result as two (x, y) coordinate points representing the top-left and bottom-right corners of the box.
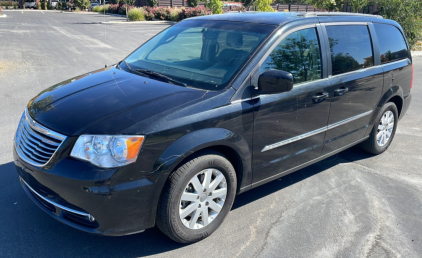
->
(156, 151), (237, 243)
(360, 102), (398, 155)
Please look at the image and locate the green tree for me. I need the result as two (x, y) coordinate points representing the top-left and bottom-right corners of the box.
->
(205, 0), (223, 14)
(254, 0), (274, 11)
(74, 0), (90, 9)
(350, 0), (367, 12)
(147, 0), (159, 6)
(378, 0), (422, 48)
(187, 0), (200, 7)
(305, 0), (343, 11)
(126, 0), (136, 5)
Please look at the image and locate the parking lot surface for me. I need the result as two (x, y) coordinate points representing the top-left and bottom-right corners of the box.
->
(1, 11), (422, 258)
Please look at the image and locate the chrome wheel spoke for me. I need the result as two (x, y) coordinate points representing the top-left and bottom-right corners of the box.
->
(386, 123), (394, 130)
(202, 206), (209, 226)
(211, 188), (227, 199)
(209, 174), (224, 193)
(378, 124), (385, 130)
(208, 200), (222, 213)
(181, 192), (198, 202)
(191, 176), (203, 193)
(180, 202), (198, 219)
(202, 169), (212, 190)
(189, 209), (201, 228)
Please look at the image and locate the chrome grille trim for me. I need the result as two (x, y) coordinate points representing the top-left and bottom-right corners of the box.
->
(14, 109), (67, 167)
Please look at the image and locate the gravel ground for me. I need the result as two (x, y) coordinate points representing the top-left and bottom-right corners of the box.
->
(1, 10), (422, 258)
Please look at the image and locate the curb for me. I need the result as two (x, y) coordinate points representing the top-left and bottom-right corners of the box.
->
(101, 20), (176, 25)
(0, 14), (6, 17)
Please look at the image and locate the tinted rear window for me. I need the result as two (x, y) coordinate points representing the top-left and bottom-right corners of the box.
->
(326, 25), (373, 76)
(374, 23), (409, 64)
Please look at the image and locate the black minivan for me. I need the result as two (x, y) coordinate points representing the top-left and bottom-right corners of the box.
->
(14, 12), (413, 243)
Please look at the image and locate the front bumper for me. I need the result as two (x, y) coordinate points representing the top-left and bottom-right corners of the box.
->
(14, 146), (160, 236)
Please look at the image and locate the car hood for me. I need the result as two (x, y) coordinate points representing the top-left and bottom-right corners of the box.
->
(27, 67), (210, 136)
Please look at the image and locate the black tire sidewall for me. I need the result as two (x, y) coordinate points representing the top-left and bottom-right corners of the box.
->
(168, 155), (237, 243)
(371, 103), (398, 153)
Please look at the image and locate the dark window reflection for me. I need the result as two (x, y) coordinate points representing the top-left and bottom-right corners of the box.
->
(374, 23), (409, 64)
(261, 28), (322, 84)
(326, 26), (373, 76)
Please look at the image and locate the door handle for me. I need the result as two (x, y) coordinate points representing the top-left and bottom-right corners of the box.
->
(312, 92), (329, 103)
(334, 87), (349, 96)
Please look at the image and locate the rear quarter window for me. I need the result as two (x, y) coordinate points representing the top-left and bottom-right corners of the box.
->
(374, 23), (409, 64)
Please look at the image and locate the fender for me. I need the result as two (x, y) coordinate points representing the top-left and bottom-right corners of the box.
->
(365, 85), (403, 136)
(152, 128), (252, 187)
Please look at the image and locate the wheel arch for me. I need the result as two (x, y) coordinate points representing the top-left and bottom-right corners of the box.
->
(152, 127), (252, 193)
(366, 85), (404, 136)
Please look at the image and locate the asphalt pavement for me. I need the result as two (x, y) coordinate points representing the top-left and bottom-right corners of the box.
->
(1, 10), (422, 258)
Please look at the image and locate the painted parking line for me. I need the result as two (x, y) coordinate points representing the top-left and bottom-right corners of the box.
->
(41, 11), (44, 14)
(21, 11), (23, 13)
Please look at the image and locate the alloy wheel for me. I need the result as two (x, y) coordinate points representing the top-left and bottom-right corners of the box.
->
(179, 169), (227, 229)
(377, 110), (395, 147)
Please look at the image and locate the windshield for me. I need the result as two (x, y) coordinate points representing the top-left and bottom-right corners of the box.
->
(123, 20), (276, 90)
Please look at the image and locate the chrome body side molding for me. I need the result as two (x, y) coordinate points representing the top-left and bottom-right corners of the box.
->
(261, 110), (373, 152)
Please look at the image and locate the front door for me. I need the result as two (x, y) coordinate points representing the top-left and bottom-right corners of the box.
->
(252, 26), (331, 185)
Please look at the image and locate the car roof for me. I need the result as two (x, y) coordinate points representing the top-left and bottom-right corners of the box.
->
(189, 12), (383, 25)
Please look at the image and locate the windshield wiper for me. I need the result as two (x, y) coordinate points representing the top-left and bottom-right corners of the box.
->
(134, 69), (187, 87)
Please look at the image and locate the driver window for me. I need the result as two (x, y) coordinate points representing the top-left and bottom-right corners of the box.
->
(148, 27), (203, 62)
(260, 28), (322, 85)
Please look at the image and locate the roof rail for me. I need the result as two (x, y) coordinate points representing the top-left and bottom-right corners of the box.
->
(298, 12), (383, 19)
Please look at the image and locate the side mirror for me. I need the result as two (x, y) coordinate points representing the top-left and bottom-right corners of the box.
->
(257, 70), (293, 94)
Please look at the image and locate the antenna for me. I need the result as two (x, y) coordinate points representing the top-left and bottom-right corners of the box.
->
(104, 0), (107, 68)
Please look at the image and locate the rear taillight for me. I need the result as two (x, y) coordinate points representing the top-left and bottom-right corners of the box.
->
(411, 63), (413, 90)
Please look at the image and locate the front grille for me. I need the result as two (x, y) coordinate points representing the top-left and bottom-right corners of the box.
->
(15, 110), (66, 167)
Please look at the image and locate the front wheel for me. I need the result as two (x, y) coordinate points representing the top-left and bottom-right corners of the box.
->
(360, 102), (398, 155)
(156, 151), (237, 243)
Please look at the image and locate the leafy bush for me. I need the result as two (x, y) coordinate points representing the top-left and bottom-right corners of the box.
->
(178, 6), (212, 20)
(205, 0), (222, 14)
(305, 0), (343, 12)
(108, 3), (119, 13)
(128, 7), (145, 21)
(187, 0), (200, 7)
(169, 7), (179, 21)
(75, 6), (81, 11)
(254, 0), (273, 11)
(378, 0), (422, 48)
(0, 1), (19, 8)
(143, 6), (155, 20)
(119, 4), (134, 15)
(74, 0), (90, 10)
(349, 0), (367, 13)
(126, 0), (136, 5)
(92, 5), (103, 12)
(231, 6), (246, 12)
(0, 6), (2, 13)
(40, 1), (45, 9)
(147, 0), (158, 7)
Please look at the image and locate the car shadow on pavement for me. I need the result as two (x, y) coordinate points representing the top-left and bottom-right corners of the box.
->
(0, 146), (372, 257)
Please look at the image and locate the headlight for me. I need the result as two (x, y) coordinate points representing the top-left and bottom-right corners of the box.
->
(70, 135), (144, 168)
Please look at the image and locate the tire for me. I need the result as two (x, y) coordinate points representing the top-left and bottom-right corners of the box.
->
(156, 151), (237, 243)
(360, 102), (398, 155)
